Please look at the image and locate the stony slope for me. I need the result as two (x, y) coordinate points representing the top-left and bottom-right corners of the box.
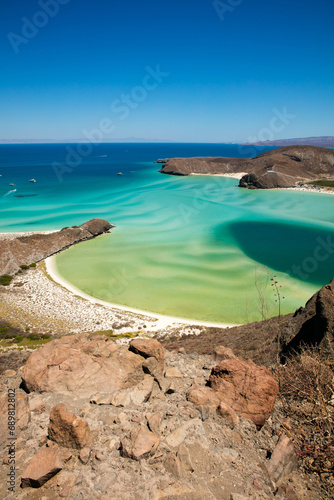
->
(159, 146), (334, 189)
(0, 219), (113, 276)
(0, 335), (323, 499)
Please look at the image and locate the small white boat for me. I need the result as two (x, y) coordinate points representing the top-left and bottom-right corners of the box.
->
(9, 183), (14, 186)
(117, 172), (123, 176)
(29, 179), (36, 183)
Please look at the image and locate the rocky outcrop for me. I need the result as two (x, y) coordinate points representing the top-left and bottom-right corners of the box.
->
(159, 156), (249, 176)
(21, 333), (148, 397)
(280, 278), (334, 359)
(158, 146), (334, 189)
(0, 218), (113, 275)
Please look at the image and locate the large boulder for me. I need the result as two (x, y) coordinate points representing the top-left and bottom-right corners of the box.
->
(21, 334), (152, 398)
(208, 358), (279, 428)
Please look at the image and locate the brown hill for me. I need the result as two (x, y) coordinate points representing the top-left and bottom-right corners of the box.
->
(159, 145), (334, 189)
(239, 145), (334, 189)
(158, 156), (250, 176)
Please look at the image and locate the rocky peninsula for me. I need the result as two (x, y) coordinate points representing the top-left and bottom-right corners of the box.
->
(159, 145), (334, 190)
(0, 219), (113, 276)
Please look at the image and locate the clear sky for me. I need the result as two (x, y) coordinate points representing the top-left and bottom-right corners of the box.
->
(1, 0), (333, 143)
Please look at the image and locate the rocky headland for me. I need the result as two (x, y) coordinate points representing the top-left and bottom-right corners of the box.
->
(159, 145), (334, 190)
(0, 218), (113, 276)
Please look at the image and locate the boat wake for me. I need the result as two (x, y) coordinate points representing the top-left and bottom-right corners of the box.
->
(2, 189), (17, 198)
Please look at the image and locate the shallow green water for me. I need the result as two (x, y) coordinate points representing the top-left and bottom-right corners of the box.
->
(55, 171), (334, 324)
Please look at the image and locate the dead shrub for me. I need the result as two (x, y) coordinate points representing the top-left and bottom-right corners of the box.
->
(276, 346), (334, 477)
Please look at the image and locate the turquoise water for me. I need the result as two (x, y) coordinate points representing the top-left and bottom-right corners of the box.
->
(1, 143), (334, 324)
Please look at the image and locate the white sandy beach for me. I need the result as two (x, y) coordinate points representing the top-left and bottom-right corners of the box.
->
(190, 172), (248, 180)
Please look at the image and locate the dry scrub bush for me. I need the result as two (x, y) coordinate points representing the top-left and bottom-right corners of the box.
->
(276, 346), (334, 477)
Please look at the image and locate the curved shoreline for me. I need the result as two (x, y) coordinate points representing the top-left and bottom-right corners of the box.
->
(45, 256), (237, 330)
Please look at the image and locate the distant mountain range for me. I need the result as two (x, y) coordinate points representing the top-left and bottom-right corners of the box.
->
(242, 136), (334, 148)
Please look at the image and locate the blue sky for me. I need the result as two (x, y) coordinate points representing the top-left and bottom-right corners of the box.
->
(1, 0), (333, 143)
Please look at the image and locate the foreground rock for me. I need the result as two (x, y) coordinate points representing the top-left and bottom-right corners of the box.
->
(0, 337), (322, 499)
(159, 145), (334, 189)
(21, 445), (71, 488)
(0, 218), (113, 275)
(208, 358), (279, 428)
(21, 333), (147, 398)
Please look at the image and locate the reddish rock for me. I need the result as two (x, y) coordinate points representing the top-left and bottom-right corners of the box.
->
(187, 385), (221, 408)
(129, 338), (165, 381)
(217, 402), (239, 429)
(21, 445), (71, 488)
(266, 434), (298, 485)
(209, 358), (279, 427)
(22, 334), (145, 398)
(129, 338), (165, 362)
(48, 404), (92, 449)
(121, 427), (160, 461)
(211, 346), (236, 363)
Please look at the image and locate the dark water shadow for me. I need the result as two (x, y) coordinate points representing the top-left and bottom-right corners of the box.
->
(224, 220), (334, 285)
